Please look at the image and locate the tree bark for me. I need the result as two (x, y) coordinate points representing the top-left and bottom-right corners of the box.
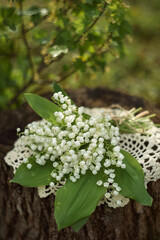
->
(0, 87), (160, 240)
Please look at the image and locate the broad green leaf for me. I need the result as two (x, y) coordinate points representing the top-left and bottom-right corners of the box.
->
(54, 169), (106, 230)
(11, 157), (53, 187)
(25, 93), (61, 124)
(72, 217), (89, 232)
(114, 149), (153, 206)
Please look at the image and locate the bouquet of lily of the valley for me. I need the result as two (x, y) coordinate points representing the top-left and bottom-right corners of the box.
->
(9, 83), (155, 232)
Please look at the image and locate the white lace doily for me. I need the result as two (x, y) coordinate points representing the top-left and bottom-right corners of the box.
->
(4, 108), (160, 208)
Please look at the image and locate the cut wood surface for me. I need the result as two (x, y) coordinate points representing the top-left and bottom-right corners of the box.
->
(0, 87), (160, 240)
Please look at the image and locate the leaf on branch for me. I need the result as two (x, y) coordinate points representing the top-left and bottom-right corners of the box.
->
(28, 6), (48, 25)
(73, 57), (86, 72)
(0, 6), (21, 30)
(24, 7), (48, 17)
(48, 45), (68, 58)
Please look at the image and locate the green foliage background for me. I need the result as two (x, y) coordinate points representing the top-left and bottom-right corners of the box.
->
(0, 0), (159, 110)
(104, 0), (160, 106)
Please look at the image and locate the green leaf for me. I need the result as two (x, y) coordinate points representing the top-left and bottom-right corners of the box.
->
(25, 93), (61, 124)
(72, 217), (89, 232)
(11, 157), (53, 187)
(114, 149), (153, 206)
(1, 7), (15, 19)
(73, 58), (86, 72)
(1, 7), (21, 30)
(54, 169), (106, 230)
(53, 81), (71, 99)
(28, 6), (48, 25)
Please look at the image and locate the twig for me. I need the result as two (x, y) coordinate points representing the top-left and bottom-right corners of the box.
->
(7, 39), (108, 108)
(24, 14), (50, 33)
(32, 69), (77, 93)
(7, 77), (34, 107)
(75, 2), (107, 43)
(19, 1), (35, 82)
(6, 2), (35, 107)
(58, 69), (77, 83)
(37, 53), (65, 74)
(39, 1), (108, 71)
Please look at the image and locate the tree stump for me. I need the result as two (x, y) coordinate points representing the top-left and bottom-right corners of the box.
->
(0, 87), (160, 240)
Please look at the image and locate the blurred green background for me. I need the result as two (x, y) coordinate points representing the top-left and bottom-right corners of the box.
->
(102, 0), (160, 105)
(69, 0), (160, 103)
(0, 0), (160, 110)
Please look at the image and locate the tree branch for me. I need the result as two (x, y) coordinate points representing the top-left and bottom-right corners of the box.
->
(32, 69), (77, 93)
(24, 14), (50, 33)
(19, 1), (35, 81)
(7, 1), (108, 108)
(38, 1), (108, 72)
(57, 69), (77, 83)
(6, 2), (35, 107)
(75, 2), (107, 43)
